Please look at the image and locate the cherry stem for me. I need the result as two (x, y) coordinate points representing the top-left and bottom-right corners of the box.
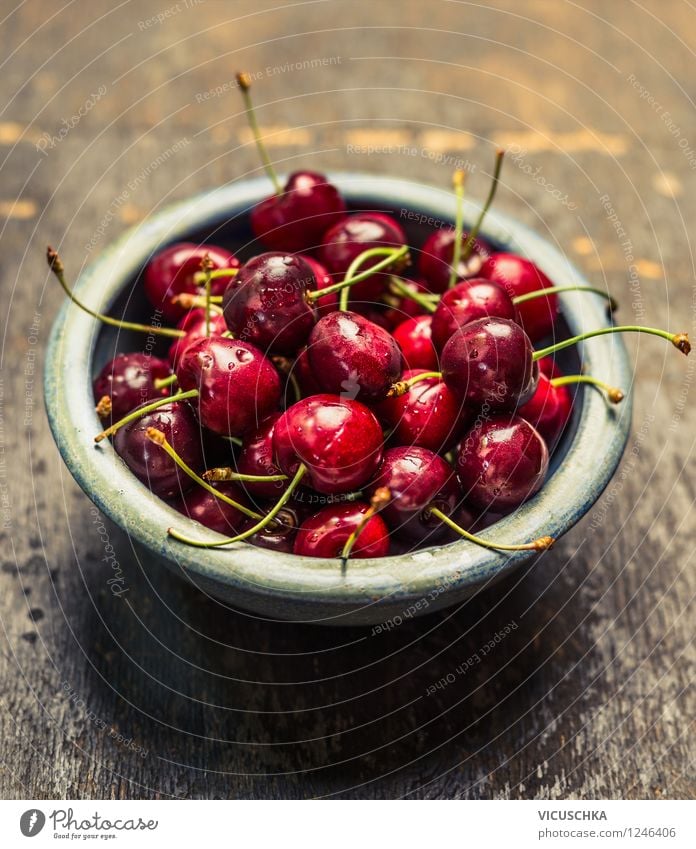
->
(428, 506), (554, 552)
(154, 374), (178, 390)
(146, 428), (263, 521)
(203, 467), (288, 483)
(192, 269), (238, 285)
(389, 277), (436, 314)
(236, 71), (281, 195)
(449, 169), (467, 289)
(171, 293), (223, 310)
(168, 464), (307, 547)
(340, 487), (391, 568)
(513, 285), (618, 311)
(201, 253), (214, 336)
(551, 374), (624, 403)
(387, 370), (442, 398)
(94, 388), (198, 443)
(461, 148), (505, 262)
(534, 326), (690, 361)
(308, 246), (410, 301)
(47, 246), (185, 339)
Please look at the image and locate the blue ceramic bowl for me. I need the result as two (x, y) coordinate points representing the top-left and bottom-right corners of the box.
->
(44, 174), (632, 625)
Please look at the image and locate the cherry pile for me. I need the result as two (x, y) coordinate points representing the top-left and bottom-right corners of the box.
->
(48, 73), (690, 565)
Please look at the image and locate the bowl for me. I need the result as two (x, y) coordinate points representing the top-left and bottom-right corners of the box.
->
(44, 173), (632, 626)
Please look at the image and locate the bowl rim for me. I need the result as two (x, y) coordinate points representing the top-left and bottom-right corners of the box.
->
(44, 172), (633, 620)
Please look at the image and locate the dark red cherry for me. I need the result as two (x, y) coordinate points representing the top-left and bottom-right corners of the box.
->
(113, 400), (202, 499)
(441, 317), (538, 410)
(174, 482), (252, 535)
(176, 337), (281, 436)
(293, 502), (390, 558)
(307, 311), (402, 403)
(376, 369), (467, 453)
(518, 372), (572, 450)
(93, 353), (171, 420)
(251, 171), (346, 253)
(419, 228), (491, 293)
(273, 394), (383, 494)
(479, 253), (558, 342)
(250, 506), (304, 553)
(222, 252), (316, 356)
(456, 415), (549, 510)
(167, 308), (228, 368)
(143, 242), (239, 323)
(365, 446), (459, 542)
(236, 413), (287, 498)
(300, 255), (338, 316)
(537, 355), (563, 379)
(392, 315), (438, 371)
(318, 212), (408, 300)
(431, 278), (518, 351)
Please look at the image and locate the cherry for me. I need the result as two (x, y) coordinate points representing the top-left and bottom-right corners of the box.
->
(366, 446), (459, 542)
(251, 506), (305, 552)
(235, 413), (287, 498)
(419, 228), (491, 292)
(537, 355), (563, 380)
(307, 310), (402, 403)
(441, 317), (538, 410)
(143, 242), (239, 324)
(294, 501), (390, 558)
(431, 278), (518, 351)
(456, 415), (549, 511)
(173, 482), (253, 535)
(93, 353), (171, 421)
(273, 394), (383, 494)
(300, 255), (338, 316)
(376, 369), (467, 453)
(479, 253), (558, 342)
(518, 372), (573, 450)
(318, 212), (408, 300)
(168, 308), (228, 368)
(384, 279), (434, 326)
(392, 315), (438, 371)
(176, 336), (281, 436)
(113, 400), (202, 499)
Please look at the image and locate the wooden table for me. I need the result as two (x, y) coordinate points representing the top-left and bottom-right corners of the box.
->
(1, 0), (694, 799)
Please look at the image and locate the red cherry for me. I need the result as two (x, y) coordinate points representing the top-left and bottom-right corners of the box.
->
(174, 482), (252, 535)
(431, 278), (518, 351)
(392, 315), (438, 370)
(518, 373), (572, 450)
(418, 228), (491, 293)
(273, 394), (383, 494)
(93, 353), (171, 420)
(318, 212), (408, 300)
(479, 253), (558, 342)
(376, 369), (467, 453)
(293, 502), (390, 558)
(456, 415), (549, 510)
(143, 242), (239, 323)
(167, 308), (228, 368)
(537, 355), (563, 380)
(250, 506), (305, 553)
(235, 413), (287, 499)
(176, 337), (281, 436)
(251, 171), (346, 252)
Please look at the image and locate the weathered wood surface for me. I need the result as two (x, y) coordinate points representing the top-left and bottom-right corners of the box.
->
(0, 0), (694, 799)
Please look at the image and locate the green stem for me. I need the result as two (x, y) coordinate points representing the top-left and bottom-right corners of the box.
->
(513, 285), (617, 311)
(94, 389), (198, 443)
(429, 507), (554, 552)
(236, 72), (281, 194)
(449, 170), (466, 288)
(550, 374), (624, 403)
(168, 464), (307, 547)
(389, 277), (437, 314)
(154, 374), (178, 390)
(308, 246), (410, 301)
(203, 467), (288, 483)
(387, 370), (442, 398)
(192, 269), (238, 285)
(461, 148), (504, 262)
(534, 326), (690, 361)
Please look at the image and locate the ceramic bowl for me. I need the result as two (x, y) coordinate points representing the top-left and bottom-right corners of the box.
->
(44, 173), (632, 626)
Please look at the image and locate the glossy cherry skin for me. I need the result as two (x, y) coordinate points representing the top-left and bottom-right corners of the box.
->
(456, 415), (549, 511)
(479, 253), (558, 342)
(222, 252), (317, 356)
(366, 446), (459, 542)
(176, 337), (281, 436)
(251, 171), (346, 253)
(236, 413), (287, 499)
(307, 311), (402, 403)
(143, 242), (240, 324)
(518, 373), (572, 450)
(250, 506), (305, 553)
(174, 482), (252, 535)
(273, 394), (384, 494)
(418, 228), (491, 293)
(318, 212), (408, 300)
(392, 315), (438, 371)
(167, 308), (228, 368)
(431, 279), (518, 351)
(293, 502), (390, 558)
(376, 369), (467, 453)
(441, 317), (538, 411)
(300, 255), (338, 316)
(93, 353), (171, 420)
(113, 400), (202, 499)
